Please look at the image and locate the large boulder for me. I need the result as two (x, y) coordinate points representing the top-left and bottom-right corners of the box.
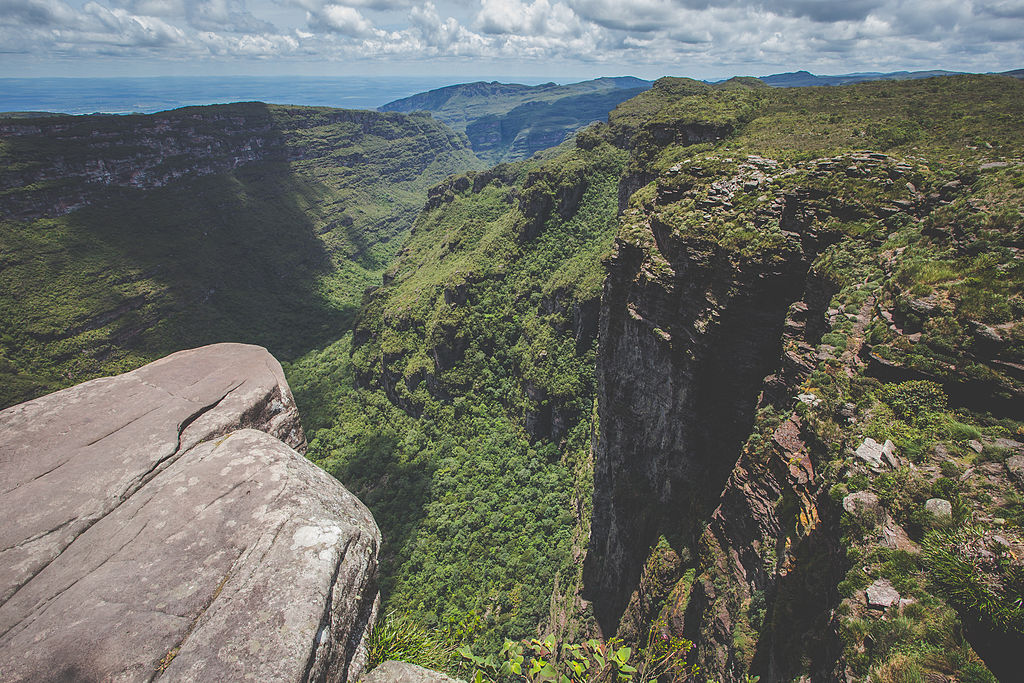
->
(0, 344), (380, 682)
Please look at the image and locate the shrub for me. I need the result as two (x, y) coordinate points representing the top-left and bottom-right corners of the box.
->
(922, 526), (1024, 636)
(881, 381), (948, 424)
(367, 612), (460, 674)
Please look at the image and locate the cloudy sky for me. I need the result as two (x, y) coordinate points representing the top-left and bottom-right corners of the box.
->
(2, 0), (1022, 79)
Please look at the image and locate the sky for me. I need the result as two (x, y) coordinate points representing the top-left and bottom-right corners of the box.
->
(1, 0), (1023, 80)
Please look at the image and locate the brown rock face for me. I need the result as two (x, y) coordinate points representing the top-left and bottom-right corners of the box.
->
(0, 344), (380, 682)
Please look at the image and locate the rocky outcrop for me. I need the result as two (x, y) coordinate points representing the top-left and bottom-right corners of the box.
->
(0, 343), (380, 682)
(584, 150), (970, 680)
(584, 222), (811, 634)
(361, 661), (465, 682)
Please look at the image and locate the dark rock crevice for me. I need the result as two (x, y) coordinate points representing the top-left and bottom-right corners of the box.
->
(584, 232), (813, 635)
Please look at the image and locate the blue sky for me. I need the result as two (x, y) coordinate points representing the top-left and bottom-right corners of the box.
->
(2, 0), (1023, 80)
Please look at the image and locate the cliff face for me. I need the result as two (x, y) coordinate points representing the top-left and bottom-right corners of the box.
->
(583, 75), (1024, 682)
(0, 104), (282, 219)
(0, 105), (467, 220)
(0, 344), (381, 682)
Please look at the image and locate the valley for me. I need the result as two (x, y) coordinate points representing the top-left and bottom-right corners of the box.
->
(2, 73), (1023, 682)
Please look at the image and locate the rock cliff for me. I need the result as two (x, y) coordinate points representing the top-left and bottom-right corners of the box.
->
(0, 343), (381, 682)
(584, 75), (1024, 682)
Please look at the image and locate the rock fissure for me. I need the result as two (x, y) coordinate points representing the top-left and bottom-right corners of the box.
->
(301, 534), (356, 683)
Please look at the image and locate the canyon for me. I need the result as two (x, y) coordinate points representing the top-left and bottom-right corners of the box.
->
(2, 73), (1023, 681)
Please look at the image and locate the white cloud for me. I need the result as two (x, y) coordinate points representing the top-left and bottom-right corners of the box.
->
(475, 0), (581, 37)
(2, 0), (1022, 77)
(308, 4), (375, 35)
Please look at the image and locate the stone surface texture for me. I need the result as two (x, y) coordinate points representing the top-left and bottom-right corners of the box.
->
(842, 491), (882, 518)
(866, 579), (901, 609)
(0, 343), (380, 682)
(925, 498), (953, 520)
(1007, 454), (1024, 490)
(360, 661), (466, 683)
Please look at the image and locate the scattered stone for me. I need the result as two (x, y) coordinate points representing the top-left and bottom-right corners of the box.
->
(797, 392), (822, 407)
(866, 578), (901, 609)
(925, 498), (953, 520)
(362, 661), (466, 683)
(881, 440), (900, 468)
(1007, 455), (1024, 490)
(855, 438), (887, 469)
(994, 438), (1023, 452)
(843, 491), (882, 519)
(881, 520), (919, 553)
(968, 440), (984, 454)
(993, 535), (1011, 549)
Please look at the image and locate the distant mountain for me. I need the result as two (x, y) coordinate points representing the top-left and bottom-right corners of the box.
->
(751, 69), (967, 87)
(380, 77), (652, 163)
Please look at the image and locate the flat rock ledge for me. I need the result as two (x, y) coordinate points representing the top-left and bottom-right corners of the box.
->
(0, 343), (381, 682)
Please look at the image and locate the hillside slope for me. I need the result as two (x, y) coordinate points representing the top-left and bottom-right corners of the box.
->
(586, 74), (1024, 682)
(380, 77), (652, 164)
(0, 103), (481, 408)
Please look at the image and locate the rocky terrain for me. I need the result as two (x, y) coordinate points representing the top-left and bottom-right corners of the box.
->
(581, 77), (1024, 681)
(334, 74), (1024, 681)
(3, 73), (1023, 682)
(0, 343), (380, 682)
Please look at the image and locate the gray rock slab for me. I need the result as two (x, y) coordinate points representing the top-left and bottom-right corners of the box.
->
(854, 438), (893, 469)
(866, 578), (900, 609)
(0, 345), (380, 682)
(842, 490), (881, 516)
(361, 661), (465, 683)
(925, 498), (953, 520)
(0, 343), (304, 607)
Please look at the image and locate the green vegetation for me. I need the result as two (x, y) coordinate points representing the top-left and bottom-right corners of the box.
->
(300, 138), (626, 652)
(0, 103), (480, 408)
(4, 73), (1024, 681)
(366, 612), (461, 673)
(457, 630), (699, 683)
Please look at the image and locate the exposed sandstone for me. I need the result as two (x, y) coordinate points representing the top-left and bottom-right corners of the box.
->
(0, 344), (380, 682)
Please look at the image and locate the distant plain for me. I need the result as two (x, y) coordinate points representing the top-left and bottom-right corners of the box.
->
(0, 75), (556, 115)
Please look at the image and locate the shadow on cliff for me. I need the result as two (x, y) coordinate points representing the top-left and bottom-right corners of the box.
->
(316, 431), (431, 596)
(585, 242), (810, 636)
(749, 501), (846, 682)
(11, 103), (362, 389)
